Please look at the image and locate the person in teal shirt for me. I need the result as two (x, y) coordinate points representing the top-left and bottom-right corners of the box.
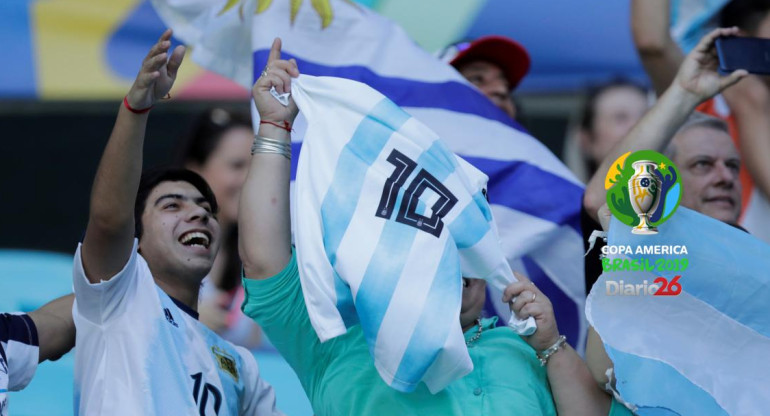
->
(239, 38), (633, 416)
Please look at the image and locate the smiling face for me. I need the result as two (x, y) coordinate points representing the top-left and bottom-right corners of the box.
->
(460, 277), (487, 331)
(457, 61), (516, 119)
(138, 180), (221, 285)
(672, 126), (742, 224)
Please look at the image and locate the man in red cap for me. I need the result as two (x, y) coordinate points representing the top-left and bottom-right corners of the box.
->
(446, 35), (531, 119)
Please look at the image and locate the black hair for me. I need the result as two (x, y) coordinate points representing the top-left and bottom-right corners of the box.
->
(580, 78), (648, 133)
(721, 0), (770, 35)
(134, 167), (219, 239)
(174, 108), (252, 167)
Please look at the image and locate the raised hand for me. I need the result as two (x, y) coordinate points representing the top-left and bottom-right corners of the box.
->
(675, 27), (747, 102)
(503, 272), (560, 352)
(126, 29), (185, 111)
(252, 38), (300, 125)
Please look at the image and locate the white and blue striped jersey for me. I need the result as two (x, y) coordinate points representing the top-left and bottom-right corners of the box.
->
(73, 240), (281, 416)
(291, 75), (533, 394)
(0, 313), (38, 416)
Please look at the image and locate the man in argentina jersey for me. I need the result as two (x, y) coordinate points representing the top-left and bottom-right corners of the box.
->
(1, 295), (75, 416)
(73, 29), (281, 416)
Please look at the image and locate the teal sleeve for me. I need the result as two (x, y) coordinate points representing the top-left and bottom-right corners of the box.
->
(608, 397), (634, 416)
(241, 250), (329, 398)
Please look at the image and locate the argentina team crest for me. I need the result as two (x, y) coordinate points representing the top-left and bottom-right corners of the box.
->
(211, 346), (239, 383)
(605, 150), (682, 234)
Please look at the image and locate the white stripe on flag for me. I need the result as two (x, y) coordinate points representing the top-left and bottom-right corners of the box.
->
(405, 107), (581, 185)
(589, 270), (770, 415)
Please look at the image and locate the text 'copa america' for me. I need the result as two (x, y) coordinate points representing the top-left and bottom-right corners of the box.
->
(601, 245), (688, 255)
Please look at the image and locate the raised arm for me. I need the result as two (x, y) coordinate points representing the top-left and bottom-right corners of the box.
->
(631, 0), (685, 96)
(503, 275), (611, 415)
(239, 39), (299, 279)
(27, 294), (75, 362)
(722, 75), (770, 203)
(584, 28), (747, 222)
(81, 30), (185, 283)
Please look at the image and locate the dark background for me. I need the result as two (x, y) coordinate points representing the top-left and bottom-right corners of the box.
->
(0, 99), (569, 255)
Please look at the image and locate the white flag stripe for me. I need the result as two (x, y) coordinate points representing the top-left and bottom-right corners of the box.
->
(405, 107), (582, 185)
(250, 3), (462, 83)
(588, 271), (770, 415)
(374, 229), (450, 386)
(528, 225), (586, 302)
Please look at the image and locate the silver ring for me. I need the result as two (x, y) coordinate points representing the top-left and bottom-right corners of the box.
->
(531, 292), (537, 302)
(260, 66), (270, 78)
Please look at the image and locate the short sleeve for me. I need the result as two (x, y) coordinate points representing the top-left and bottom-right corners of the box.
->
(73, 239), (147, 325)
(0, 314), (39, 391)
(235, 346), (284, 415)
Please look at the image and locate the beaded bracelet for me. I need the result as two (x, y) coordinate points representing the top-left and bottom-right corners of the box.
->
(537, 335), (567, 366)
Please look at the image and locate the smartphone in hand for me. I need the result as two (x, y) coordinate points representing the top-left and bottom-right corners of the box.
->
(716, 36), (770, 75)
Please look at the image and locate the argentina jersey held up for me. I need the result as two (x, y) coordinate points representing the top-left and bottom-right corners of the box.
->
(290, 75), (534, 394)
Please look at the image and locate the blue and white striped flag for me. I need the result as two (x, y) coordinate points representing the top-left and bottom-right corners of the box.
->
(291, 74), (533, 393)
(670, 0), (730, 53)
(150, 0), (586, 348)
(587, 207), (770, 415)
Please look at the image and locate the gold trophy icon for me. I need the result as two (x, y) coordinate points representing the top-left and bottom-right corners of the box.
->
(628, 160), (662, 234)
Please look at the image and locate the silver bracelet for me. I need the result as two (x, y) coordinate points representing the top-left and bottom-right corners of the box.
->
(251, 135), (291, 160)
(537, 335), (567, 366)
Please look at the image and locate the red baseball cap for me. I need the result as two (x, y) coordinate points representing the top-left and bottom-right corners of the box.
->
(448, 35), (531, 91)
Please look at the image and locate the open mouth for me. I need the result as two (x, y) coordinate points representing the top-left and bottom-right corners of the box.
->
(179, 231), (211, 249)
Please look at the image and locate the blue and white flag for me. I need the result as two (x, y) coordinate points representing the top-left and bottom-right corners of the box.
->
(291, 74), (534, 393)
(587, 207), (770, 415)
(670, 0), (730, 53)
(151, 0), (586, 348)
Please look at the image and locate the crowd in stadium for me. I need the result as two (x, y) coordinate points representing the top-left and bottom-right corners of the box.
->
(2, 0), (769, 415)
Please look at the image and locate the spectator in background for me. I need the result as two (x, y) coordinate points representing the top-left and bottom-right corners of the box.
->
(582, 28), (747, 294)
(443, 35), (531, 120)
(175, 109), (263, 349)
(583, 26), (748, 391)
(565, 79), (649, 183)
(631, 0), (770, 243)
(664, 113), (742, 224)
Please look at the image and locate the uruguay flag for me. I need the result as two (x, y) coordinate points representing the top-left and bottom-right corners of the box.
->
(150, 0), (586, 348)
(587, 207), (770, 415)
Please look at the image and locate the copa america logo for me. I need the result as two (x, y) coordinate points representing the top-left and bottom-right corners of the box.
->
(605, 150), (683, 234)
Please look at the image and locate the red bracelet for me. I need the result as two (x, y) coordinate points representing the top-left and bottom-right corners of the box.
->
(260, 120), (292, 132)
(123, 96), (153, 114)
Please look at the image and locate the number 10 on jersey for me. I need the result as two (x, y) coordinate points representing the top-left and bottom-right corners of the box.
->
(375, 149), (458, 238)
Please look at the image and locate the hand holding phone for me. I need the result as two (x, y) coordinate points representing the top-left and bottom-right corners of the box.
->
(716, 36), (770, 75)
